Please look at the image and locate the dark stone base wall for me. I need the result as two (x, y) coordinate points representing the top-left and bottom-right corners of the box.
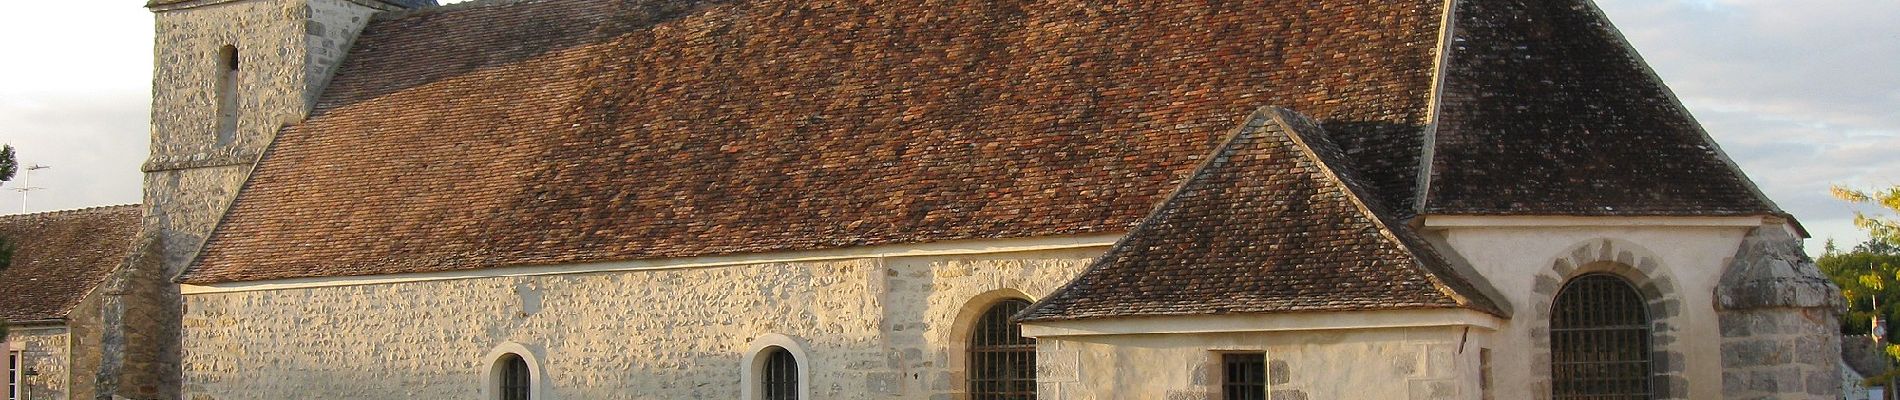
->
(1719, 308), (1842, 398)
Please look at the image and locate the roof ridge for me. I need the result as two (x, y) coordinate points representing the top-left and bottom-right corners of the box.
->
(0, 204), (141, 221)
(1264, 108), (1503, 316)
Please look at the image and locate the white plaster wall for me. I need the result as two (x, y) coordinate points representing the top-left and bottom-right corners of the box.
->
(1043, 326), (1490, 400)
(1434, 225), (1752, 400)
(179, 247), (1101, 399)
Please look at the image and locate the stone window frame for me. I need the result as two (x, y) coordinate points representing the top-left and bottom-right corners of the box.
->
(481, 342), (545, 400)
(947, 289), (1037, 400)
(742, 333), (812, 400)
(1527, 238), (1685, 400)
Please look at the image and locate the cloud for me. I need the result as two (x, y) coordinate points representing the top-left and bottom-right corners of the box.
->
(1597, 0), (1900, 254)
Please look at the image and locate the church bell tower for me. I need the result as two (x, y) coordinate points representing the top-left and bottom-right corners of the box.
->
(120, 1), (433, 398)
(144, 0), (435, 277)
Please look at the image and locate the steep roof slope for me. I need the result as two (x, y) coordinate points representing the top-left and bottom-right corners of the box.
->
(184, 0), (1451, 283)
(1020, 108), (1501, 321)
(1424, 0), (1778, 215)
(0, 206), (142, 322)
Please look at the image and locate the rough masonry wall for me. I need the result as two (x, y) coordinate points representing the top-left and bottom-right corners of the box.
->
(10, 326), (71, 400)
(97, 238), (179, 400)
(180, 247), (1099, 399)
(303, 0), (388, 104)
(1044, 326), (1485, 399)
(63, 288), (108, 400)
(150, 0), (313, 173)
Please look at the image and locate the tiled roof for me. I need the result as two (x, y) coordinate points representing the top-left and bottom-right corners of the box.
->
(1422, 0), (1778, 215)
(182, 0), (1452, 283)
(146, 0), (436, 9)
(0, 206), (142, 322)
(1018, 108), (1502, 321)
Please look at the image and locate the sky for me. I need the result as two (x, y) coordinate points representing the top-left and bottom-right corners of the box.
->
(0, 0), (1893, 256)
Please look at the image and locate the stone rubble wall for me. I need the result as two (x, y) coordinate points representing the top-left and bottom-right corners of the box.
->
(9, 326), (72, 400)
(179, 247), (1099, 399)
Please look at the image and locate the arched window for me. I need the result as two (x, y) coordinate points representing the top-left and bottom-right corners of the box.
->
(214, 44), (240, 146)
(497, 353), (531, 400)
(1551, 274), (1652, 399)
(969, 298), (1036, 400)
(760, 346), (798, 400)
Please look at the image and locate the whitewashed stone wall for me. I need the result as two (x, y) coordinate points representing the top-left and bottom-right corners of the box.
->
(180, 247), (1100, 399)
(1434, 224), (1759, 399)
(1042, 326), (1487, 399)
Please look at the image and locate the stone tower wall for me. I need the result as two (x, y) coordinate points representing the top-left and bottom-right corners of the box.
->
(127, 1), (405, 398)
(145, 0), (396, 277)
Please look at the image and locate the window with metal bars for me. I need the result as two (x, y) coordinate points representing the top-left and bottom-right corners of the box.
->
(1550, 274), (1653, 400)
(760, 346), (799, 400)
(969, 299), (1036, 400)
(498, 353), (531, 400)
(1221, 353), (1267, 400)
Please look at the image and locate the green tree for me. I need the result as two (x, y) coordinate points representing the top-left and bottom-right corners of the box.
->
(1834, 185), (1900, 248)
(1819, 246), (1900, 337)
(0, 144), (11, 339)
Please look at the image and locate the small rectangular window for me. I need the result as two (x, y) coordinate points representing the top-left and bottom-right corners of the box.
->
(1221, 353), (1267, 400)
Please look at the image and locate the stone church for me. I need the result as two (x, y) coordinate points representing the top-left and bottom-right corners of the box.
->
(82, 0), (1850, 398)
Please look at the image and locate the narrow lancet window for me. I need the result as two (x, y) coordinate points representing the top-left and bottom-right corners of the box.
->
(760, 347), (799, 400)
(498, 354), (530, 400)
(214, 45), (240, 146)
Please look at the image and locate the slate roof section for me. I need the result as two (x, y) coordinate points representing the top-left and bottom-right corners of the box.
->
(1423, 0), (1778, 215)
(0, 206), (142, 322)
(182, 0), (1453, 283)
(1018, 108), (1503, 322)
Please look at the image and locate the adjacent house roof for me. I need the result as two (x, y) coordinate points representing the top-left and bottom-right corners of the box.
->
(0, 206), (142, 322)
(182, 0), (1780, 287)
(1019, 108), (1501, 321)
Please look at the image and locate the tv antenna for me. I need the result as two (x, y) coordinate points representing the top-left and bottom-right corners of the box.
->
(12, 164), (49, 213)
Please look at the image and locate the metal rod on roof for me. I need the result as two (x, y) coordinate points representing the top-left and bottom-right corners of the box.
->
(11, 164), (48, 213)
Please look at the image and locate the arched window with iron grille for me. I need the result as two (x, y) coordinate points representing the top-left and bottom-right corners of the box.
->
(969, 298), (1036, 400)
(760, 346), (799, 400)
(1551, 273), (1653, 399)
(497, 353), (531, 400)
